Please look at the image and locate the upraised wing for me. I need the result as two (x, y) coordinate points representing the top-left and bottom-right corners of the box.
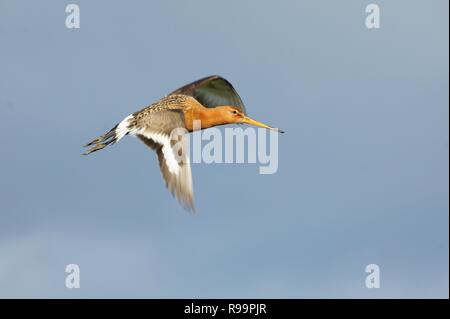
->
(169, 75), (247, 115)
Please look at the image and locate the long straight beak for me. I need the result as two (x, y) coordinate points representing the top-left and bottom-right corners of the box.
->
(242, 116), (285, 133)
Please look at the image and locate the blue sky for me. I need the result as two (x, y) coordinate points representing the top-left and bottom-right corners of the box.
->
(0, 0), (448, 298)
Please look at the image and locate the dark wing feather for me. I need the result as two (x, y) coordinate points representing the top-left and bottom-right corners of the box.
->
(169, 75), (246, 114)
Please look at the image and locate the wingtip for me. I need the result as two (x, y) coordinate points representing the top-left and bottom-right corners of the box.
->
(185, 207), (196, 214)
(181, 199), (196, 213)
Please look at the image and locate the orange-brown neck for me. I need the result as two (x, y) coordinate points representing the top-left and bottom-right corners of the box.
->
(185, 105), (234, 131)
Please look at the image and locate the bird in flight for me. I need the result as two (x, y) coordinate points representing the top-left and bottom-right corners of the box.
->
(83, 75), (283, 211)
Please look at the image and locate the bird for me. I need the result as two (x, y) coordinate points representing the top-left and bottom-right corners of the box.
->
(83, 75), (283, 211)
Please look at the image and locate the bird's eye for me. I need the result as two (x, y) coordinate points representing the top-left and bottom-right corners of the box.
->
(232, 110), (238, 114)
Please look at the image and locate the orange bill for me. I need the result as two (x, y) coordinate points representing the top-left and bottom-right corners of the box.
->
(242, 116), (285, 133)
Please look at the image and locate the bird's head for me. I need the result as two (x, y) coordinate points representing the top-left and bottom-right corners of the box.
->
(218, 106), (284, 133)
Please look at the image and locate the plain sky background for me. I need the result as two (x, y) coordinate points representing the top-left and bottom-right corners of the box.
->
(0, 0), (448, 298)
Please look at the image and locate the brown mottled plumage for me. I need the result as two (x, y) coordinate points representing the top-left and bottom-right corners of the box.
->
(83, 76), (283, 211)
